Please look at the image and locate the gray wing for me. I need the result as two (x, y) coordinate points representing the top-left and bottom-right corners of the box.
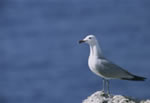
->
(96, 58), (134, 79)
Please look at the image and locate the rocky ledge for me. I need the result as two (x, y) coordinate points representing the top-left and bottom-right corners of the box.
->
(83, 91), (150, 103)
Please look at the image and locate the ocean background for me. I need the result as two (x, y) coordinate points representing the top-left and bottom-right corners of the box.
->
(0, 0), (150, 103)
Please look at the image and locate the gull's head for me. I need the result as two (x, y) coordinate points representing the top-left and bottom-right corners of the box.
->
(79, 35), (97, 45)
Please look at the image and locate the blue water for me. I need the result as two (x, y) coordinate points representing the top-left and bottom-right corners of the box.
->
(0, 0), (150, 103)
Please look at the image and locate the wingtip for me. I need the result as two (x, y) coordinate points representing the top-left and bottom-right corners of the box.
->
(121, 76), (146, 81)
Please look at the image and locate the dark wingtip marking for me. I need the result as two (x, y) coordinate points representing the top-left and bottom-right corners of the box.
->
(121, 75), (146, 81)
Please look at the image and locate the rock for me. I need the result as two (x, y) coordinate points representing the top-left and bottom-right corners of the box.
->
(83, 91), (150, 103)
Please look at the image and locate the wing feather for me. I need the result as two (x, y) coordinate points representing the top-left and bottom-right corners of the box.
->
(96, 58), (133, 79)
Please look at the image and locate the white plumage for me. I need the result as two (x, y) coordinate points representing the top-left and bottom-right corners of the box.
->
(79, 35), (146, 94)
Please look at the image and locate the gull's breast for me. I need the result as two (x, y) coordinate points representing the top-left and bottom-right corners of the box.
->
(88, 56), (105, 78)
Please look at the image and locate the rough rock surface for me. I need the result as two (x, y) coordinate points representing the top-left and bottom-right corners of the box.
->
(83, 91), (150, 103)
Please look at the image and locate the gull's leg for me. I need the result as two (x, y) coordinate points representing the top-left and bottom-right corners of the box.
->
(106, 80), (110, 94)
(102, 78), (106, 93)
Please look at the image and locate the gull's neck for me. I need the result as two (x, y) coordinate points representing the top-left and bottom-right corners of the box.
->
(89, 41), (103, 58)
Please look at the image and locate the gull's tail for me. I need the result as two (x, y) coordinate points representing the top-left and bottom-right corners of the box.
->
(121, 75), (146, 81)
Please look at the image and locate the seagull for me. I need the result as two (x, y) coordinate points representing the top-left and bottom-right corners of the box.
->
(79, 35), (146, 94)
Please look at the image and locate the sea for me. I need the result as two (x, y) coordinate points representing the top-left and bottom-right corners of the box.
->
(0, 0), (150, 103)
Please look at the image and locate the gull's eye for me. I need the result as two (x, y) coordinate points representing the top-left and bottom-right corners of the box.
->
(89, 37), (92, 39)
